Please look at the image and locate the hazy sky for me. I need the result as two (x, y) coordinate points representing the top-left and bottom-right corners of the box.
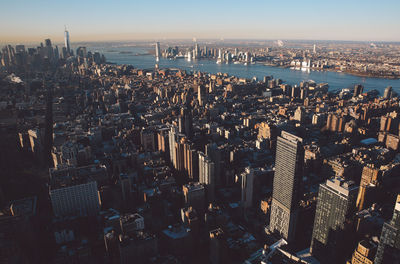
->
(1, 0), (400, 43)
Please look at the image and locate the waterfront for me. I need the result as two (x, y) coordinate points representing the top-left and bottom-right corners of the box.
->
(88, 45), (400, 94)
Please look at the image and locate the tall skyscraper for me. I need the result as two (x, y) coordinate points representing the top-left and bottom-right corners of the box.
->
(241, 167), (254, 209)
(178, 107), (193, 138)
(205, 143), (222, 186)
(155, 42), (160, 62)
(194, 43), (199, 59)
(199, 152), (215, 202)
(383, 86), (393, 99)
(169, 126), (178, 165)
(310, 178), (358, 263)
(182, 182), (205, 215)
(198, 85), (207, 106)
(184, 142), (198, 181)
(374, 195), (400, 264)
(354, 84), (364, 97)
(269, 131), (304, 242)
(64, 26), (71, 55)
(209, 228), (227, 264)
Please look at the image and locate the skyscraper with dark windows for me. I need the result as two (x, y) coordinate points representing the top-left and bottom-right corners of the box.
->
(310, 178), (358, 263)
(354, 84), (364, 97)
(178, 107), (193, 138)
(269, 131), (304, 242)
(375, 195), (400, 264)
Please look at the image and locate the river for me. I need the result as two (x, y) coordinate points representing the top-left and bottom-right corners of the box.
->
(87, 45), (400, 94)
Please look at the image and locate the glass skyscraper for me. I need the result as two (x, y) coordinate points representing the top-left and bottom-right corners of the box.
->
(310, 178), (358, 263)
(375, 195), (400, 264)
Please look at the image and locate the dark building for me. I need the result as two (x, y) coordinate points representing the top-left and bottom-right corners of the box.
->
(383, 86), (393, 100)
(310, 178), (358, 263)
(374, 195), (400, 264)
(354, 84), (364, 97)
(269, 131), (304, 242)
(209, 228), (227, 264)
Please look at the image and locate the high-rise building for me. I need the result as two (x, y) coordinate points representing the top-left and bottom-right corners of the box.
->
(350, 240), (377, 264)
(209, 228), (227, 264)
(178, 107), (193, 138)
(205, 143), (222, 186)
(49, 165), (101, 217)
(241, 167), (254, 209)
(168, 126), (178, 165)
(294, 106), (305, 123)
(194, 43), (199, 59)
(44, 39), (52, 47)
(182, 182), (205, 215)
(310, 178), (358, 263)
(383, 86), (392, 100)
(64, 26), (71, 55)
(199, 152), (215, 202)
(356, 166), (381, 211)
(374, 195), (400, 264)
(198, 85), (207, 106)
(354, 84), (364, 97)
(183, 140), (198, 181)
(269, 131), (304, 242)
(155, 42), (160, 62)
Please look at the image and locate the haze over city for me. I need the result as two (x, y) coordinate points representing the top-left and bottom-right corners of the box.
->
(1, 0), (400, 43)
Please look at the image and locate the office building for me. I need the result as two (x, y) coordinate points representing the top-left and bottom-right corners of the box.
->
(155, 42), (160, 62)
(241, 167), (255, 209)
(354, 84), (364, 97)
(383, 86), (392, 99)
(178, 106), (193, 138)
(199, 152), (215, 202)
(184, 141), (198, 181)
(310, 178), (358, 263)
(269, 131), (304, 242)
(350, 240), (376, 264)
(49, 165), (101, 217)
(182, 182), (205, 214)
(374, 195), (400, 264)
(209, 228), (227, 264)
(64, 26), (71, 55)
(120, 213), (145, 234)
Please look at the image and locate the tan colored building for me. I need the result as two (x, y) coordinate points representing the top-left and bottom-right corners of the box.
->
(349, 240), (376, 264)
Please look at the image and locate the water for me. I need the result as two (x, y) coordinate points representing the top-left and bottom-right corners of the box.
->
(88, 45), (400, 94)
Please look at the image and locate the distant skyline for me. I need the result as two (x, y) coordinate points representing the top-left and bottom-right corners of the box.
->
(1, 0), (400, 43)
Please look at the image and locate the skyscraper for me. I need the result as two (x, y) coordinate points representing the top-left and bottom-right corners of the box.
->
(199, 152), (215, 202)
(354, 84), (364, 97)
(374, 195), (400, 264)
(155, 42), (160, 62)
(383, 86), (393, 99)
(64, 26), (71, 55)
(310, 178), (358, 263)
(178, 107), (193, 138)
(241, 167), (254, 209)
(169, 126), (178, 165)
(269, 131), (304, 242)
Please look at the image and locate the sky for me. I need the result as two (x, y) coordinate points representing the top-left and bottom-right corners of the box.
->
(1, 0), (400, 43)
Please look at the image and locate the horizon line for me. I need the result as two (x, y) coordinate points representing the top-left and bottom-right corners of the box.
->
(2, 37), (400, 46)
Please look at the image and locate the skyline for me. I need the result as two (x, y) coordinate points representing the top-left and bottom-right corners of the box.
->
(1, 0), (400, 43)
